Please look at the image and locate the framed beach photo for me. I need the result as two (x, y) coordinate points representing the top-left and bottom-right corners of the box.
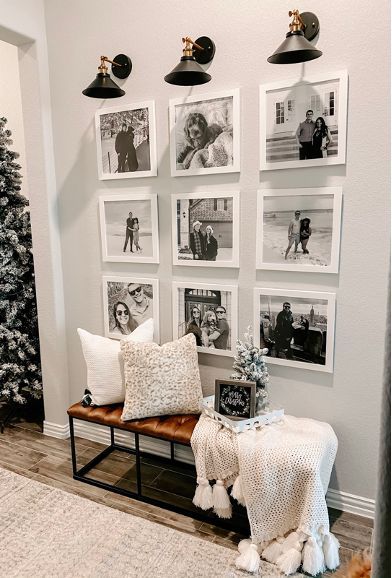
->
(171, 191), (240, 268)
(172, 282), (238, 357)
(95, 100), (157, 180)
(102, 276), (159, 342)
(254, 288), (336, 373)
(169, 89), (240, 177)
(260, 70), (348, 170)
(256, 187), (342, 273)
(99, 192), (159, 263)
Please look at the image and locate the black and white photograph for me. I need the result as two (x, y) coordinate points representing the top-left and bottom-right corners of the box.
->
(99, 193), (159, 263)
(169, 89), (240, 177)
(260, 70), (348, 170)
(254, 288), (336, 372)
(172, 282), (238, 357)
(171, 191), (240, 267)
(102, 276), (159, 341)
(256, 188), (342, 273)
(95, 101), (157, 180)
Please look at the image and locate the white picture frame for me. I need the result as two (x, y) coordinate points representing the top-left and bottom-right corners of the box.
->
(256, 187), (342, 273)
(99, 192), (159, 263)
(260, 70), (348, 171)
(171, 191), (240, 268)
(253, 287), (336, 373)
(102, 276), (160, 342)
(95, 100), (157, 180)
(169, 88), (240, 177)
(172, 281), (238, 357)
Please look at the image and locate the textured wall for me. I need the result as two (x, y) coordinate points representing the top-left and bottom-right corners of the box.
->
(42, 0), (389, 500)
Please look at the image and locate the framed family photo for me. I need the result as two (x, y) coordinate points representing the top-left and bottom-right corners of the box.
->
(260, 70), (348, 170)
(256, 187), (342, 273)
(171, 191), (240, 268)
(254, 288), (336, 373)
(169, 89), (240, 177)
(102, 276), (160, 341)
(95, 100), (157, 180)
(172, 282), (238, 357)
(99, 192), (159, 263)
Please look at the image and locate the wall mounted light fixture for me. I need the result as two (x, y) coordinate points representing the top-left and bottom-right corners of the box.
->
(82, 54), (132, 98)
(164, 36), (216, 86)
(268, 10), (322, 64)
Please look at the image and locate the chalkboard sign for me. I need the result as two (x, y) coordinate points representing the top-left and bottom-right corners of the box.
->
(214, 379), (256, 419)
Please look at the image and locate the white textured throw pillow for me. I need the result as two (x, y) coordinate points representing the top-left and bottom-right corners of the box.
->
(77, 318), (154, 406)
(121, 333), (203, 421)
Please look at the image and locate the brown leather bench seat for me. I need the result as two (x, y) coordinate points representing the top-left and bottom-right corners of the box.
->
(67, 401), (199, 445)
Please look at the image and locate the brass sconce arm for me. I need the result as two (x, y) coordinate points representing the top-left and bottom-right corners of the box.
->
(181, 37), (205, 57)
(288, 9), (305, 33)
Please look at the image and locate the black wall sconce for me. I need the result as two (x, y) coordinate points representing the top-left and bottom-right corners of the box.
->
(268, 10), (322, 64)
(164, 36), (216, 86)
(82, 54), (132, 98)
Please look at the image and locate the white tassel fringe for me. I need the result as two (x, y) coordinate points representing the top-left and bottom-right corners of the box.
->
(262, 536), (285, 564)
(192, 477), (213, 510)
(235, 542), (260, 573)
(302, 536), (326, 576)
(231, 475), (246, 507)
(212, 480), (232, 518)
(323, 532), (340, 570)
(277, 548), (302, 576)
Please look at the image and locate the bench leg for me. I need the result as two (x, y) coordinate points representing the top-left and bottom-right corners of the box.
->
(69, 416), (77, 476)
(135, 432), (142, 496)
(170, 441), (175, 461)
(110, 426), (115, 447)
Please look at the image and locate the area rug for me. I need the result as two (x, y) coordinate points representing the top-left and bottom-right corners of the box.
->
(0, 468), (303, 578)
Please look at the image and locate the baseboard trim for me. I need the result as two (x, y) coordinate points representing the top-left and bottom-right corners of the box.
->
(45, 419), (376, 518)
(43, 420), (70, 439)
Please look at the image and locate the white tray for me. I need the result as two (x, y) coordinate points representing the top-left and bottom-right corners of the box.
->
(201, 395), (284, 433)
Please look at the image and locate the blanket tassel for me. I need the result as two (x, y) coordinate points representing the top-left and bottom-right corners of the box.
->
(302, 536), (326, 576)
(262, 536), (285, 564)
(276, 531), (307, 575)
(212, 480), (232, 518)
(323, 532), (340, 570)
(192, 477), (213, 510)
(231, 474), (246, 507)
(236, 541), (260, 573)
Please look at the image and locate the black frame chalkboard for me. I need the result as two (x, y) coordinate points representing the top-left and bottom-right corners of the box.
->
(214, 379), (256, 419)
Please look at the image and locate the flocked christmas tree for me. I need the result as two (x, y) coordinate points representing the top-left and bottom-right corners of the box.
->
(0, 117), (43, 405)
(231, 326), (270, 411)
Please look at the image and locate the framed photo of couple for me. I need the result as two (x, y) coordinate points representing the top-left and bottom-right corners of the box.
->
(95, 100), (157, 180)
(171, 191), (240, 268)
(259, 70), (348, 171)
(172, 281), (238, 357)
(99, 192), (159, 263)
(256, 187), (343, 273)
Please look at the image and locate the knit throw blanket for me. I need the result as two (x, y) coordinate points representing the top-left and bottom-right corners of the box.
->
(191, 414), (340, 576)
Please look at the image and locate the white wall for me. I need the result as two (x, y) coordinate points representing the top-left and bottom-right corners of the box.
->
(43, 0), (389, 503)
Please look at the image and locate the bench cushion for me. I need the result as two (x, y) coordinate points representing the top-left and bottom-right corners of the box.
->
(67, 402), (199, 445)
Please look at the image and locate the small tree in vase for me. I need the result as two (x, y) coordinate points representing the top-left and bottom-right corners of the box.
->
(231, 326), (270, 414)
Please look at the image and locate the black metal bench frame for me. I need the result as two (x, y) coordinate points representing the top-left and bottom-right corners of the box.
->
(69, 414), (249, 532)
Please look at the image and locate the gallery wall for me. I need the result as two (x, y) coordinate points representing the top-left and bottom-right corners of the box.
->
(41, 0), (389, 505)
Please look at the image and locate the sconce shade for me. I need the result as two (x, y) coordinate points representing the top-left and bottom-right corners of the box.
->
(267, 30), (322, 64)
(82, 73), (125, 98)
(164, 56), (211, 86)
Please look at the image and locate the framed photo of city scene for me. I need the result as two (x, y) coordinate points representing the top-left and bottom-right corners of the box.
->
(253, 288), (336, 373)
(172, 282), (238, 357)
(99, 192), (159, 263)
(95, 101), (157, 180)
(102, 276), (159, 341)
(256, 187), (342, 273)
(260, 70), (348, 170)
(169, 89), (240, 177)
(171, 191), (240, 267)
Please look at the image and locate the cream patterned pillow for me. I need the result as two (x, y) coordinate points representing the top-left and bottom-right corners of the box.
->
(121, 333), (203, 420)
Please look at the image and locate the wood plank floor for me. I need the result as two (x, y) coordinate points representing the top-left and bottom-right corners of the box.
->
(0, 418), (373, 575)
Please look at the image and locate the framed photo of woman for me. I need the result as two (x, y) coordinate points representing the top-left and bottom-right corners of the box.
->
(102, 276), (160, 341)
(172, 282), (238, 357)
(99, 192), (159, 263)
(254, 287), (336, 373)
(171, 191), (240, 267)
(260, 70), (348, 171)
(256, 187), (342, 273)
(95, 100), (157, 180)
(169, 89), (240, 177)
